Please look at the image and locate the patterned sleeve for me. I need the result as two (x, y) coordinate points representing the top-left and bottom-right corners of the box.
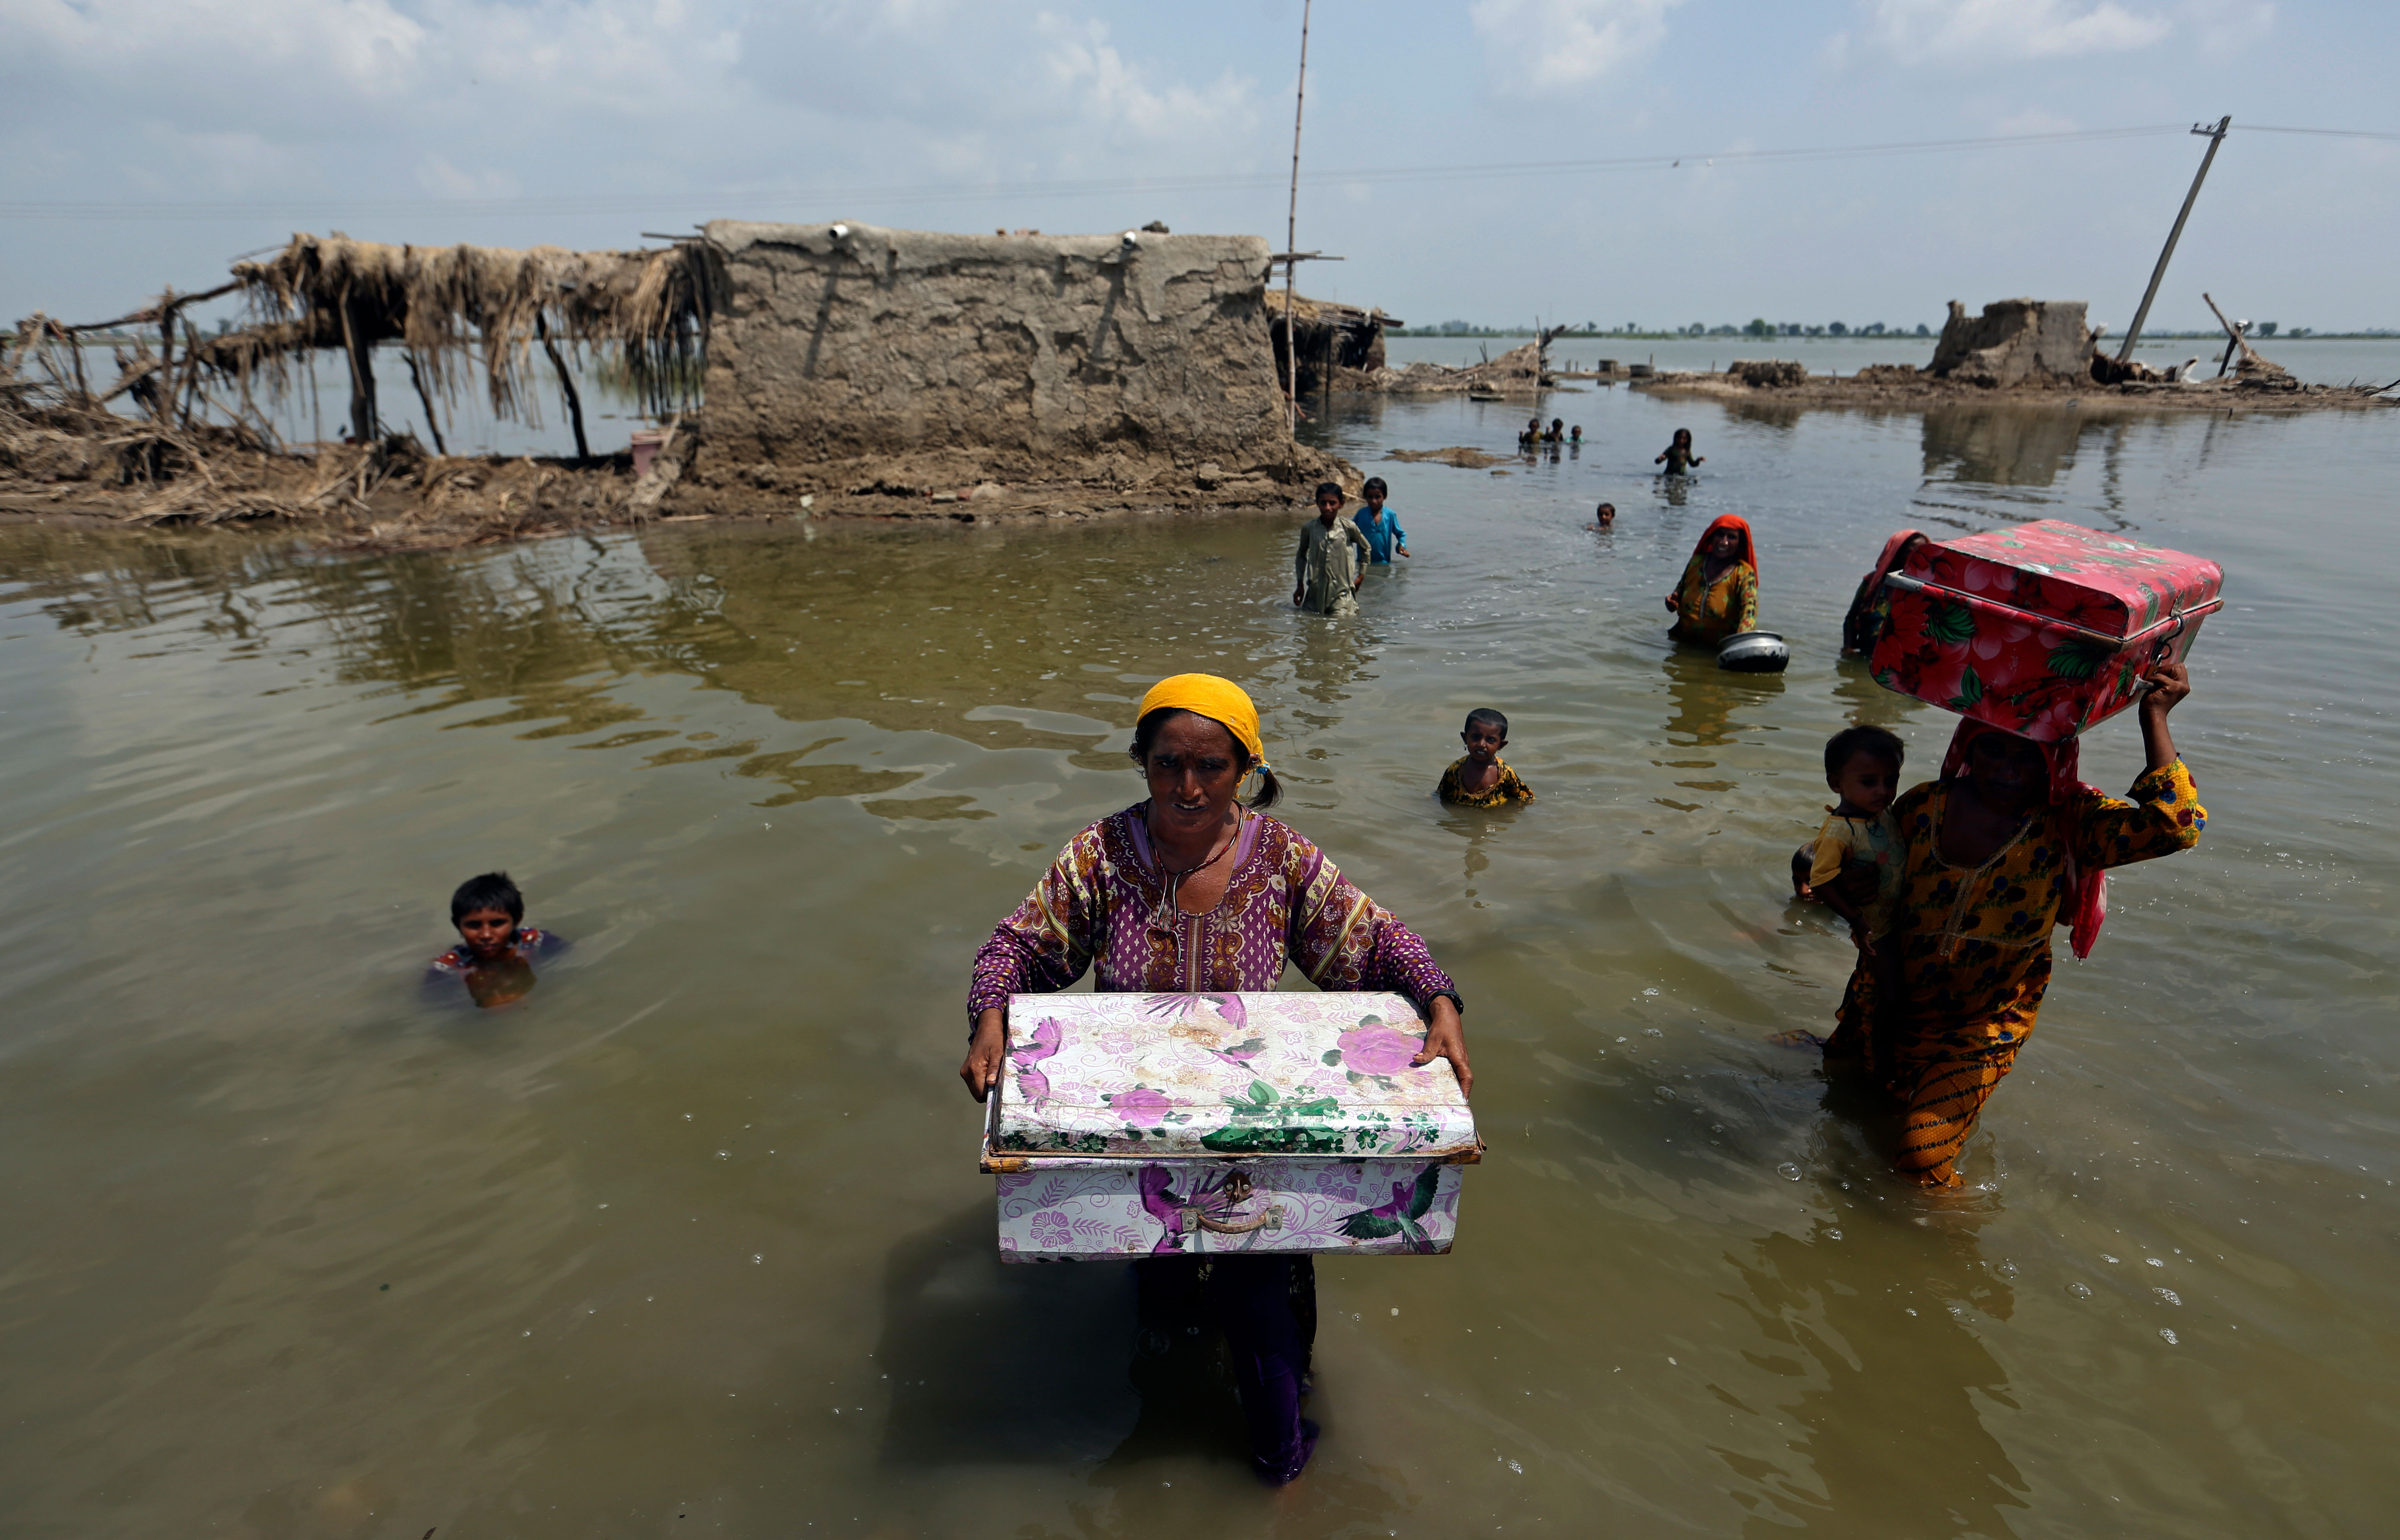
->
(1669, 552), (1700, 608)
(1434, 760), (1462, 802)
(1280, 828), (1460, 1013)
(1735, 565), (1759, 633)
(966, 826), (1107, 1028)
(2073, 758), (2207, 871)
(1505, 766), (1535, 804)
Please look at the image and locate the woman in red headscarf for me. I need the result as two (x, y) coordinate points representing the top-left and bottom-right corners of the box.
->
(1664, 515), (1759, 646)
(1821, 660), (2206, 1186)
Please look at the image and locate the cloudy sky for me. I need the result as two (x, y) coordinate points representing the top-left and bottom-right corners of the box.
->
(4, 0), (2394, 332)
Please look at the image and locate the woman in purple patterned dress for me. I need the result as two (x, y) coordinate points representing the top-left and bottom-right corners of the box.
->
(961, 673), (1468, 1485)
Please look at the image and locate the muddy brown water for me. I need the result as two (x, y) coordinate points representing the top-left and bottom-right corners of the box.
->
(0, 385), (2392, 1537)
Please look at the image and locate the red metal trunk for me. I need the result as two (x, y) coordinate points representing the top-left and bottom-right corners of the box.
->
(1866, 519), (2222, 742)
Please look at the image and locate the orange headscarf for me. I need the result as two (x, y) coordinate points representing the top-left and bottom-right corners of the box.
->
(1134, 673), (1265, 763)
(1690, 514), (1758, 578)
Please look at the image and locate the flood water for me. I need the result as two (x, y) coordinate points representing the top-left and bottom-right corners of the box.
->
(1, 382), (2393, 1538)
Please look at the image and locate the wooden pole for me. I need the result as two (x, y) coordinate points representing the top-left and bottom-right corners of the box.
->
(154, 285), (176, 425)
(337, 283), (379, 444)
(2202, 291), (2264, 369)
(1280, 0), (1312, 433)
(537, 314), (590, 461)
(2116, 116), (2230, 363)
(405, 353), (450, 456)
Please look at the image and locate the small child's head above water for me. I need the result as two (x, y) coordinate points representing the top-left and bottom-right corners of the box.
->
(1823, 725), (1904, 816)
(1361, 476), (1388, 509)
(450, 871), (524, 960)
(1461, 708), (1510, 762)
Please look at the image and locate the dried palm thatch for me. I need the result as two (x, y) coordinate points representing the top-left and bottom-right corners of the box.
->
(1268, 292), (1398, 396)
(230, 232), (709, 435)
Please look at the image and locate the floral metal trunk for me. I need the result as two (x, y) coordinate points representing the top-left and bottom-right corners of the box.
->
(982, 991), (1479, 1262)
(1866, 519), (2222, 741)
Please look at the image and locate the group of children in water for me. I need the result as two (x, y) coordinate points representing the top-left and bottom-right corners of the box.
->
(1516, 419), (1709, 480)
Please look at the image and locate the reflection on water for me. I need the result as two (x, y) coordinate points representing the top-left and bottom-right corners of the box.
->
(1, 383), (2396, 1536)
(1724, 1195), (2030, 1534)
(1920, 404), (2085, 490)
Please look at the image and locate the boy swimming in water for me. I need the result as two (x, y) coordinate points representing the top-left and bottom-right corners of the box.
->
(428, 871), (564, 1008)
(1437, 708), (1535, 807)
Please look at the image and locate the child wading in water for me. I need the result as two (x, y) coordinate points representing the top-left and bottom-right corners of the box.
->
(1437, 709), (1535, 807)
(1655, 428), (1704, 475)
(1794, 726), (1906, 1050)
(1292, 482), (1372, 616)
(427, 871), (564, 1008)
(1351, 476), (1410, 565)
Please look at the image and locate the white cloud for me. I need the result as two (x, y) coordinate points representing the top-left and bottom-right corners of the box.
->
(1469, 0), (1685, 95)
(1865, 0), (2171, 62)
(1037, 15), (1256, 142)
(2, 0), (428, 96)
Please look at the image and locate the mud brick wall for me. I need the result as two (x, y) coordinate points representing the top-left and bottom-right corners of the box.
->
(689, 222), (1309, 501)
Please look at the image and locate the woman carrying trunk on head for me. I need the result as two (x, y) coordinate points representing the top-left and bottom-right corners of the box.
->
(1820, 662), (2205, 1185)
(960, 674), (1468, 1484)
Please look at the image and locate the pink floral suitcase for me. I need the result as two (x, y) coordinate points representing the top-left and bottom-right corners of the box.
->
(1866, 519), (2222, 741)
(980, 991), (1480, 1262)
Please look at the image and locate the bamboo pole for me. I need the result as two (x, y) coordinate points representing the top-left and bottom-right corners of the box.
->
(1280, 0), (1312, 433)
(536, 314), (590, 460)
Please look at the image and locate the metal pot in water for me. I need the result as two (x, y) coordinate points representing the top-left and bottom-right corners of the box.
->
(1717, 630), (1790, 673)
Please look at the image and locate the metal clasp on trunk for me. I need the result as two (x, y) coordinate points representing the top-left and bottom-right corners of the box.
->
(1182, 1172), (1286, 1235)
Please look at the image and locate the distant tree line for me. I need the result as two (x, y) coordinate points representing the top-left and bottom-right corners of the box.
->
(1390, 318), (2378, 339)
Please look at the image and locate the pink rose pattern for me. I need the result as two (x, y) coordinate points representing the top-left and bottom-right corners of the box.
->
(1869, 519), (2221, 742)
(1107, 1086), (1172, 1123)
(1334, 1022), (1423, 1078)
(990, 990), (1475, 1160)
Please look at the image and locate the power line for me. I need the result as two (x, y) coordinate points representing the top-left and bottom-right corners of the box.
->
(2237, 123), (2400, 141)
(0, 121), (2388, 224)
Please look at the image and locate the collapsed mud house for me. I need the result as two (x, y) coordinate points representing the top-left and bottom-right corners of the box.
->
(2, 222), (1348, 544)
(687, 221), (1341, 515)
(1634, 297), (2394, 412)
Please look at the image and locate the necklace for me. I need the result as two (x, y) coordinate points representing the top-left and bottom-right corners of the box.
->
(1145, 805), (1241, 932)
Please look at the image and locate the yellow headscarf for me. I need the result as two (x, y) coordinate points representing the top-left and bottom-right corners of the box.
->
(1135, 673), (1265, 764)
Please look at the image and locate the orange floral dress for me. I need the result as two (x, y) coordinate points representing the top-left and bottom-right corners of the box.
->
(1825, 759), (2205, 1184)
(1668, 557), (1758, 646)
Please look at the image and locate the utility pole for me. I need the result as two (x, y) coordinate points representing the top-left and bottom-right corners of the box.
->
(1281, 0), (1312, 432)
(2116, 116), (2230, 363)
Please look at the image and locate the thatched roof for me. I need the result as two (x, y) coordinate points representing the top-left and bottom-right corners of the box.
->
(1272, 292), (1401, 330)
(229, 232), (708, 420)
